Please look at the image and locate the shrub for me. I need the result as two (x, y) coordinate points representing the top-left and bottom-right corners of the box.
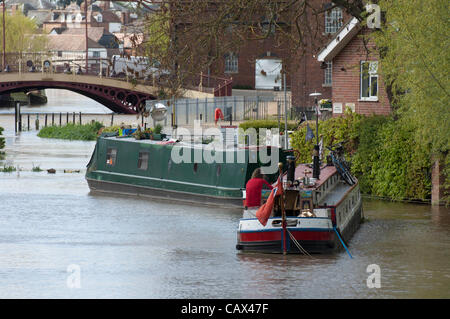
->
(290, 110), (435, 202)
(239, 120), (298, 133)
(38, 122), (104, 141)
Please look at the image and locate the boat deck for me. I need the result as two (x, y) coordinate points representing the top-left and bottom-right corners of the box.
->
(292, 164), (337, 188)
(318, 182), (351, 206)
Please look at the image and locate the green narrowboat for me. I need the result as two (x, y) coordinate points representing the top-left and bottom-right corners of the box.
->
(86, 134), (289, 208)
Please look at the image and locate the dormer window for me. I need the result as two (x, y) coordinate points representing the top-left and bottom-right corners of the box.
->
(96, 14), (103, 23)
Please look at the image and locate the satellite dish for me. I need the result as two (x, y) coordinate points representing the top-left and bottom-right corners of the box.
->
(150, 103), (167, 121)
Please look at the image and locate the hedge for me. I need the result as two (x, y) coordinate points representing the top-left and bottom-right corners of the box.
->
(290, 110), (437, 202)
(239, 120), (298, 132)
(38, 122), (104, 141)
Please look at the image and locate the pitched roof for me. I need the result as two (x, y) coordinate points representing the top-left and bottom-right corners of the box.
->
(7, 0), (55, 11)
(62, 27), (107, 42)
(61, 27), (119, 49)
(317, 17), (361, 62)
(94, 10), (122, 23)
(47, 34), (106, 51)
(27, 9), (52, 26)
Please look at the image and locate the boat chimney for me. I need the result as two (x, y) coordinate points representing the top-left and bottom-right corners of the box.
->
(309, 92), (322, 180)
(286, 155), (296, 185)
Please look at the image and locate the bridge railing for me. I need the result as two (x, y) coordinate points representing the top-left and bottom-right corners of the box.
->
(0, 53), (165, 87)
(146, 95), (270, 126)
(0, 53), (232, 98)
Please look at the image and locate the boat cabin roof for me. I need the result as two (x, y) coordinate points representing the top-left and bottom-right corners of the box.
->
(280, 163), (337, 189)
(102, 135), (282, 152)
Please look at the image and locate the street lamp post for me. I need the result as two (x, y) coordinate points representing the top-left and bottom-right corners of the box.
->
(309, 92), (322, 179)
(85, 0), (88, 74)
(2, 0), (6, 70)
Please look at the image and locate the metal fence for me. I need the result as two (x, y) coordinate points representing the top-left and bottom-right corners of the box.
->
(146, 96), (273, 126)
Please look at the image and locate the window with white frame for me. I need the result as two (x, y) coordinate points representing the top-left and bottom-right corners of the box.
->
(325, 7), (343, 34)
(225, 53), (238, 73)
(324, 61), (332, 85)
(360, 61), (379, 100)
(93, 51), (100, 58)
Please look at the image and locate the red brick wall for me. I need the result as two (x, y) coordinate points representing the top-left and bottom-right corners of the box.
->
(291, 51), (333, 109)
(211, 34), (292, 90)
(331, 28), (391, 116)
(209, 0), (350, 108)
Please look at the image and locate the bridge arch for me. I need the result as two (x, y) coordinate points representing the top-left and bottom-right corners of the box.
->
(0, 73), (158, 114)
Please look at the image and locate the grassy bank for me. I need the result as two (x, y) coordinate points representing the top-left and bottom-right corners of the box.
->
(38, 122), (104, 141)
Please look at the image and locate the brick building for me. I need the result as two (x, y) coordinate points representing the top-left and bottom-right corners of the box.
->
(317, 17), (392, 116)
(202, 1), (355, 111)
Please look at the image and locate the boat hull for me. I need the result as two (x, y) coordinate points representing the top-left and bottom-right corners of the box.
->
(87, 177), (244, 208)
(237, 196), (363, 254)
(85, 135), (289, 209)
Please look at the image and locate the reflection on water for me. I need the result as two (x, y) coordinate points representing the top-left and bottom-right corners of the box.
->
(0, 130), (450, 298)
(0, 89), (111, 114)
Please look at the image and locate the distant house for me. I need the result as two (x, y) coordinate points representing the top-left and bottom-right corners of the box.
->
(43, 8), (89, 33)
(91, 10), (123, 33)
(47, 34), (107, 68)
(26, 10), (53, 28)
(5, 0), (55, 15)
(317, 17), (391, 116)
(60, 27), (120, 57)
(43, 8), (124, 34)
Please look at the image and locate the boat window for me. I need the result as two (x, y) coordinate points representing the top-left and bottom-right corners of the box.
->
(138, 151), (149, 170)
(106, 148), (117, 166)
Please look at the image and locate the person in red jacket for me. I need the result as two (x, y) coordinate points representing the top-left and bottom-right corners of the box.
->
(214, 107), (224, 126)
(245, 168), (273, 209)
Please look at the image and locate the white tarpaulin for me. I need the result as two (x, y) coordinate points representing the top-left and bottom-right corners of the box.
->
(255, 59), (282, 90)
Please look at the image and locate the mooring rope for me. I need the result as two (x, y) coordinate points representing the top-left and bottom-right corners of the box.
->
(286, 229), (313, 258)
(333, 226), (353, 259)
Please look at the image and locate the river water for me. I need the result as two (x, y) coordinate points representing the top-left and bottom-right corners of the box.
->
(0, 90), (449, 299)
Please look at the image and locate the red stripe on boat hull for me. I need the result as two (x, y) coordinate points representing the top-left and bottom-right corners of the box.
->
(239, 230), (332, 242)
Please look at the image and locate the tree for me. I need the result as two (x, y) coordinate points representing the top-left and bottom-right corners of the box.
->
(137, 0), (370, 97)
(372, 0), (449, 202)
(0, 11), (48, 53)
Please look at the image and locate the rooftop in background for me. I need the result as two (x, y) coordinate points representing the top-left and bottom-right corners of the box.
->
(5, 0), (56, 12)
(62, 27), (107, 42)
(61, 27), (120, 49)
(91, 1), (129, 13)
(47, 34), (106, 52)
(27, 9), (52, 27)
